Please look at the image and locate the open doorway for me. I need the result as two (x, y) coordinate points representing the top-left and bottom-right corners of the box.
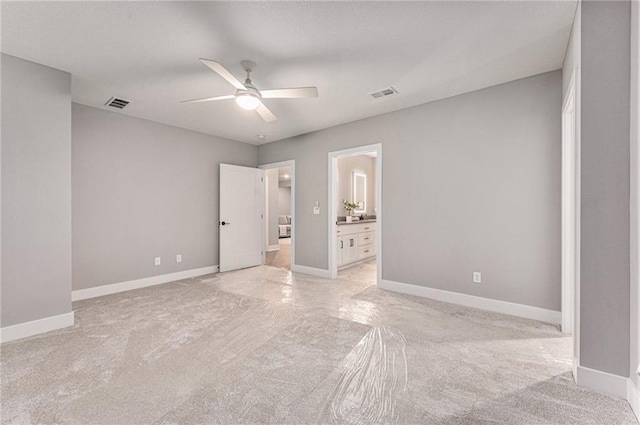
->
(260, 161), (295, 270)
(562, 70), (578, 373)
(329, 144), (382, 286)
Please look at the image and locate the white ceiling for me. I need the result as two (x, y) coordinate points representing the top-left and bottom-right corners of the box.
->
(1, 1), (576, 145)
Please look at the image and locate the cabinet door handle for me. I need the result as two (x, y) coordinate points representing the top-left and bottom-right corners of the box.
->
(364, 237), (369, 240)
(340, 240), (343, 249)
(364, 250), (369, 253)
(350, 238), (354, 247)
(364, 227), (370, 230)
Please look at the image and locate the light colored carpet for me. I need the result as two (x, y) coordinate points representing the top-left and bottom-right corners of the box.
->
(338, 258), (377, 284)
(264, 239), (291, 269)
(1, 265), (637, 424)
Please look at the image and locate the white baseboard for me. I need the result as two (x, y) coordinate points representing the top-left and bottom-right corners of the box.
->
(338, 255), (376, 271)
(629, 379), (640, 422)
(1, 311), (75, 344)
(379, 279), (562, 325)
(72, 265), (219, 301)
(267, 245), (280, 252)
(575, 365), (629, 399)
(291, 264), (332, 279)
(568, 357), (638, 420)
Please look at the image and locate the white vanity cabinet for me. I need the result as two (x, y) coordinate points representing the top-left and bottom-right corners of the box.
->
(337, 222), (376, 269)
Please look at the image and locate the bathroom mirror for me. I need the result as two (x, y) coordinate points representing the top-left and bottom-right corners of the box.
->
(352, 172), (366, 213)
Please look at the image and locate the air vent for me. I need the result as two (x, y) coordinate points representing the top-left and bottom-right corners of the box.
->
(369, 86), (398, 99)
(105, 97), (130, 109)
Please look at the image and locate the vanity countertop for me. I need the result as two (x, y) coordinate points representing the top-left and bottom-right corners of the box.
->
(337, 219), (377, 226)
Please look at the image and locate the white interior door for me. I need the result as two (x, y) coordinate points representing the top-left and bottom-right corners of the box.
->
(219, 164), (264, 272)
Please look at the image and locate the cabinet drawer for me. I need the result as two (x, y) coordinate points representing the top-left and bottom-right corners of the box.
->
(360, 222), (376, 232)
(340, 222), (376, 235)
(358, 245), (374, 258)
(340, 225), (360, 236)
(358, 232), (374, 246)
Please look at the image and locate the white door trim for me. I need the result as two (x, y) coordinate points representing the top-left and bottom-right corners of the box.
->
(328, 143), (382, 285)
(259, 160), (295, 270)
(263, 173), (271, 264)
(562, 69), (578, 336)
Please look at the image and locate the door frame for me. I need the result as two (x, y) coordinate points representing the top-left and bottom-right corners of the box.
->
(259, 160), (295, 269)
(328, 143), (382, 284)
(562, 69), (579, 341)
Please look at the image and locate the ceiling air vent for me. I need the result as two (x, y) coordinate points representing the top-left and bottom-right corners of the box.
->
(369, 86), (398, 99)
(105, 97), (130, 109)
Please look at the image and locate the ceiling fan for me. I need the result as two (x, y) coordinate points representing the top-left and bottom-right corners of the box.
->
(182, 59), (318, 122)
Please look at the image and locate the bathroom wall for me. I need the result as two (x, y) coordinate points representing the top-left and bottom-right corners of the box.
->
(336, 154), (376, 217)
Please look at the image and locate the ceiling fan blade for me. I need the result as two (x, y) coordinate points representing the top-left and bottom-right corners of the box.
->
(181, 94), (235, 104)
(260, 87), (319, 99)
(199, 59), (246, 90)
(256, 103), (277, 122)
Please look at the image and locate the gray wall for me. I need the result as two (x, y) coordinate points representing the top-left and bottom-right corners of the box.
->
(336, 155), (376, 217)
(278, 186), (291, 216)
(579, 0), (631, 377)
(72, 104), (257, 291)
(259, 70), (562, 311)
(1, 54), (72, 326)
(266, 168), (279, 247)
(630, 0), (640, 387)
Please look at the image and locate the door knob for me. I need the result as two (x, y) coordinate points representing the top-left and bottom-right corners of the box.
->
(220, 221), (230, 226)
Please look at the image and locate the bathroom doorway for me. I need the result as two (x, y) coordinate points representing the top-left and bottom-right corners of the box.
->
(328, 144), (382, 286)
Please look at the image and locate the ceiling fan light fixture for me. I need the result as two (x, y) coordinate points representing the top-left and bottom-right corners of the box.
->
(183, 59), (317, 122)
(236, 93), (261, 110)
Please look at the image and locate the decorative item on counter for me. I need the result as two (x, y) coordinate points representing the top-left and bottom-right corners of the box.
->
(343, 200), (358, 223)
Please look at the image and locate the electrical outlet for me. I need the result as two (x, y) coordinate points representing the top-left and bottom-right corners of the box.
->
(473, 272), (482, 283)
(154, 257), (161, 266)
(176, 254), (182, 263)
